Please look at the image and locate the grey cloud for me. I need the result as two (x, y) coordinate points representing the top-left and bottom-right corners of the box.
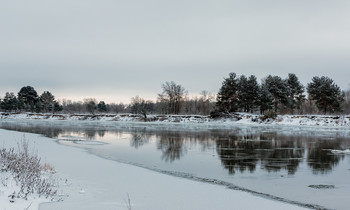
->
(1, 0), (350, 102)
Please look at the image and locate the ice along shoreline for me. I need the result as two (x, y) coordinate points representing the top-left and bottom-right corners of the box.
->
(1, 112), (350, 127)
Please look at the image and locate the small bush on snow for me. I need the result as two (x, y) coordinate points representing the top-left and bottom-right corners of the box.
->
(261, 110), (277, 121)
(0, 139), (57, 200)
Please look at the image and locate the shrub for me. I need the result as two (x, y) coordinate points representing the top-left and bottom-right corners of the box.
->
(0, 139), (57, 200)
(261, 110), (277, 121)
(209, 110), (230, 119)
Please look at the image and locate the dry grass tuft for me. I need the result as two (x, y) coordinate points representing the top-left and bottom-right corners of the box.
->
(42, 163), (56, 174)
(0, 138), (57, 200)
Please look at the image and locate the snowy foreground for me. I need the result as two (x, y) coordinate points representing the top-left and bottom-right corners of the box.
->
(1, 112), (350, 127)
(0, 129), (308, 210)
(0, 172), (50, 210)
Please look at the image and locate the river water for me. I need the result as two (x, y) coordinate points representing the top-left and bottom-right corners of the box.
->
(0, 119), (349, 209)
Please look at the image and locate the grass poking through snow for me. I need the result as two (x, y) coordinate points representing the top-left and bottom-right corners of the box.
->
(0, 138), (57, 204)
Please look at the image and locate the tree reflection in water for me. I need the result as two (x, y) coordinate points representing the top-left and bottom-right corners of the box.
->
(260, 135), (304, 174)
(216, 135), (259, 174)
(85, 129), (98, 139)
(97, 129), (106, 137)
(0, 121), (349, 175)
(307, 139), (344, 174)
(130, 128), (149, 149)
(157, 132), (185, 162)
(216, 133), (303, 174)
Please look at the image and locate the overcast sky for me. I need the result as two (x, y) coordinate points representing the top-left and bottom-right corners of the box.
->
(1, 0), (350, 103)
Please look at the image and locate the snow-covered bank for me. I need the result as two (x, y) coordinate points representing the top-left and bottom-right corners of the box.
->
(0, 129), (308, 210)
(1, 112), (350, 127)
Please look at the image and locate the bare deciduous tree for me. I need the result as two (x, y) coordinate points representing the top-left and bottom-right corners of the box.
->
(83, 98), (97, 114)
(198, 90), (215, 115)
(158, 81), (187, 114)
(130, 96), (154, 119)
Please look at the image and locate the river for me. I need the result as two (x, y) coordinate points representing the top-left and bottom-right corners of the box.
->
(0, 119), (349, 209)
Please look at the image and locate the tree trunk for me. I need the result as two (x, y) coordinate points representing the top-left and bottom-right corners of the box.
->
(274, 102), (278, 113)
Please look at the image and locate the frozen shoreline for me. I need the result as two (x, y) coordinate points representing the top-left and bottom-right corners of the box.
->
(0, 129), (309, 210)
(1, 112), (350, 127)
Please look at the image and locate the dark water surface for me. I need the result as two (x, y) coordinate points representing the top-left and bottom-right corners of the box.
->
(1, 119), (349, 209)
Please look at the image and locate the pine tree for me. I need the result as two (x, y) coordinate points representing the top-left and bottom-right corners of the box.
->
(0, 92), (18, 112)
(97, 101), (108, 112)
(246, 75), (260, 112)
(17, 86), (39, 112)
(40, 91), (55, 112)
(307, 76), (345, 114)
(238, 75), (249, 112)
(237, 75), (260, 113)
(285, 73), (305, 114)
(262, 75), (290, 112)
(53, 101), (63, 113)
(258, 84), (273, 114)
(216, 72), (240, 112)
(35, 101), (43, 113)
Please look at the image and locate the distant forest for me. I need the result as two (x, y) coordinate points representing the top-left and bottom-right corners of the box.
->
(1, 73), (349, 116)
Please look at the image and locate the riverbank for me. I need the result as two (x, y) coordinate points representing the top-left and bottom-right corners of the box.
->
(0, 129), (308, 210)
(1, 112), (350, 127)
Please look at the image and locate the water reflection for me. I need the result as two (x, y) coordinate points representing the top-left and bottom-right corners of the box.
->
(215, 134), (305, 174)
(0, 121), (349, 175)
(97, 130), (106, 138)
(307, 139), (344, 174)
(157, 132), (186, 162)
(130, 128), (149, 149)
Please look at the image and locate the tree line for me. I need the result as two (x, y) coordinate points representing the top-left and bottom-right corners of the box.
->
(0, 73), (348, 115)
(216, 73), (346, 115)
(0, 86), (63, 113)
(0, 84), (215, 115)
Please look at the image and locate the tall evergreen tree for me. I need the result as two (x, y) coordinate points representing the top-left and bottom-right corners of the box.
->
(262, 75), (290, 112)
(238, 75), (249, 112)
(285, 73), (305, 113)
(237, 75), (260, 113)
(40, 91), (55, 112)
(258, 84), (273, 114)
(53, 101), (63, 113)
(35, 101), (43, 113)
(216, 72), (240, 112)
(307, 76), (345, 114)
(0, 92), (18, 112)
(97, 101), (108, 112)
(17, 86), (39, 112)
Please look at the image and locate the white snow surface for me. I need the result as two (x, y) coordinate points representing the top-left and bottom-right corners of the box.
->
(331, 149), (350, 155)
(1, 112), (350, 127)
(0, 129), (307, 210)
(0, 171), (48, 210)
